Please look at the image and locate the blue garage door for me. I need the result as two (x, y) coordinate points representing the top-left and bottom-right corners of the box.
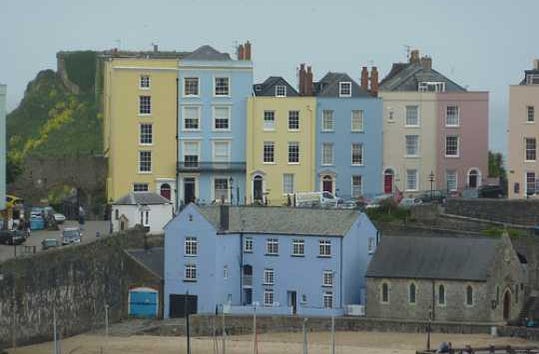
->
(129, 287), (158, 318)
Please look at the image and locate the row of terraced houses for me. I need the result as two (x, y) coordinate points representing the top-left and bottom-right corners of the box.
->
(102, 43), (490, 208)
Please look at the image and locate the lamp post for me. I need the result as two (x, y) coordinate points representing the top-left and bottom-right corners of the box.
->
(428, 171), (435, 201)
(426, 306), (432, 351)
(229, 177), (234, 205)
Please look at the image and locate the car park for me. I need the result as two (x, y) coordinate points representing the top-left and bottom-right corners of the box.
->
(61, 227), (82, 245)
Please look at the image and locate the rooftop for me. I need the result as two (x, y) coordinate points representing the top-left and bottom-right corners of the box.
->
(314, 72), (372, 97)
(113, 192), (171, 205)
(125, 248), (164, 279)
(253, 76), (299, 97)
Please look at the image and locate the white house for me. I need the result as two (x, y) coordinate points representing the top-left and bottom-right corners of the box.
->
(112, 192), (173, 234)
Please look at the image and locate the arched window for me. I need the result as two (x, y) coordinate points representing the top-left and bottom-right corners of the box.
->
(381, 282), (389, 303)
(466, 285), (474, 306)
(438, 284), (445, 305)
(409, 283), (416, 304)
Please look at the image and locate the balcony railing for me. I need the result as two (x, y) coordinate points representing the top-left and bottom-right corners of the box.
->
(177, 161), (246, 173)
(242, 274), (252, 287)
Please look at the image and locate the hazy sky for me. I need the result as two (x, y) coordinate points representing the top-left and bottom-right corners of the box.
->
(1, 0), (538, 154)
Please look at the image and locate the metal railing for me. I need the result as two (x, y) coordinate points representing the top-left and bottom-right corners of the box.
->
(177, 161), (246, 173)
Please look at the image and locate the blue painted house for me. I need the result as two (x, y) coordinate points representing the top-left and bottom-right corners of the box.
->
(304, 67), (383, 199)
(164, 204), (379, 318)
(177, 43), (253, 207)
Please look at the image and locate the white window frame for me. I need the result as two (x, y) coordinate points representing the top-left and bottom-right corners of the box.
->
(527, 106), (535, 123)
(323, 270), (333, 287)
(445, 136), (460, 157)
(212, 140), (231, 162)
(139, 95), (151, 116)
(525, 137), (537, 162)
(183, 106), (201, 131)
(288, 142), (300, 164)
(264, 289), (274, 306)
(351, 110), (364, 132)
(184, 236), (198, 256)
(405, 135), (419, 157)
(184, 264), (197, 281)
(263, 268), (274, 285)
(212, 177), (230, 203)
(319, 239), (331, 257)
(139, 75), (150, 89)
(322, 110), (334, 132)
(351, 143), (363, 166)
(133, 183), (149, 192)
(214, 76), (230, 97)
(446, 170), (458, 191)
(292, 239), (304, 256)
(288, 110), (300, 131)
(263, 141), (275, 164)
(275, 85), (287, 97)
(339, 82), (352, 97)
(405, 105), (419, 127)
(263, 111), (275, 131)
(321, 143), (334, 166)
(183, 141), (200, 166)
(244, 237), (253, 252)
(323, 291), (333, 308)
(139, 123), (153, 145)
(138, 151), (152, 173)
(405, 169), (418, 192)
(213, 106), (231, 131)
(283, 173), (294, 195)
(183, 77), (200, 97)
(266, 238), (279, 255)
(351, 175), (362, 198)
(445, 106), (460, 127)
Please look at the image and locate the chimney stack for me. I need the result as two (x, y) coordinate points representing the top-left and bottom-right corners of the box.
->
(410, 49), (420, 64)
(298, 64), (306, 96)
(237, 44), (245, 60)
(244, 41), (251, 60)
(305, 66), (313, 96)
(370, 67), (379, 97)
(420, 56), (432, 70)
(361, 66), (369, 90)
(220, 204), (229, 231)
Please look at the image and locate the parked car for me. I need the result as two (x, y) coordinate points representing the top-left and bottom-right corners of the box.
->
(339, 200), (360, 210)
(41, 238), (61, 250)
(417, 190), (446, 203)
(61, 227), (82, 245)
(0, 230), (27, 245)
(399, 197), (423, 209)
(44, 206), (66, 224)
(293, 191), (341, 208)
(478, 185), (504, 198)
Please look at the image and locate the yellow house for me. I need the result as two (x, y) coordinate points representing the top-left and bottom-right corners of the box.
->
(102, 51), (183, 204)
(246, 77), (316, 205)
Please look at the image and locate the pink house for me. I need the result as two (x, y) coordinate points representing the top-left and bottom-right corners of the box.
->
(436, 92), (489, 192)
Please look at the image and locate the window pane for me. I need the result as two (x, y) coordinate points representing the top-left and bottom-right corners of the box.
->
(323, 110), (334, 131)
(405, 106), (418, 126)
(526, 138), (536, 161)
(322, 143), (333, 165)
(140, 124), (153, 144)
(139, 96), (151, 114)
(288, 142), (299, 163)
(405, 135), (419, 156)
(446, 106), (459, 126)
(140, 75), (150, 88)
(351, 110), (364, 131)
(214, 178), (229, 201)
(215, 77), (229, 96)
(184, 107), (200, 130)
(214, 142), (229, 162)
(263, 142), (275, 163)
(283, 174), (294, 194)
(528, 106), (535, 122)
(139, 151), (152, 172)
(446, 170), (457, 191)
(184, 77), (199, 96)
(445, 136), (459, 156)
(214, 107), (230, 130)
(352, 175), (362, 197)
(406, 169), (417, 190)
(352, 144), (363, 165)
(288, 111), (300, 130)
(264, 111), (275, 130)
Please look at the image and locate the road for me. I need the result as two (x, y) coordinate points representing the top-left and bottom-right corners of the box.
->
(0, 220), (111, 263)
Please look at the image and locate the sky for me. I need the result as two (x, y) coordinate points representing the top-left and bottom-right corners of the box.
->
(1, 0), (538, 154)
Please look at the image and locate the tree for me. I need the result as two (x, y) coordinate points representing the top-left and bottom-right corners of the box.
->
(6, 154), (23, 184)
(488, 151), (506, 178)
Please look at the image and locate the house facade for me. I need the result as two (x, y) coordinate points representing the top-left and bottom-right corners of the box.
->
(246, 77), (316, 205)
(102, 52), (181, 205)
(111, 192), (173, 234)
(309, 67), (383, 199)
(365, 234), (527, 323)
(379, 50), (488, 195)
(177, 44), (253, 207)
(0, 84), (5, 211)
(164, 205), (379, 318)
(507, 60), (539, 199)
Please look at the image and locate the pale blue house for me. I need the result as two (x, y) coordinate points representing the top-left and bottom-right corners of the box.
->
(313, 72), (383, 199)
(164, 204), (379, 318)
(177, 44), (253, 208)
(0, 84), (6, 211)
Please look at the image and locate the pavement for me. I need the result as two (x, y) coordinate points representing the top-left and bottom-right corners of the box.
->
(0, 220), (111, 263)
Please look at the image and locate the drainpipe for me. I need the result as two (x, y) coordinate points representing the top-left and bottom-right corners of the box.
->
(175, 77), (179, 212)
(240, 233), (244, 305)
(340, 237), (343, 309)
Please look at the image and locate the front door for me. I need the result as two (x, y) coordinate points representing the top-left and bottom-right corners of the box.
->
(253, 176), (263, 202)
(384, 171), (394, 193)
(169, 294), (198, 318)
(468, 171), (478, 188)
(288, 291), (297, 315)
(322, 176), (333, 193)
(503, 291), (511, 321)
(243, 289), (252, 306)
(184, 178), (196, 204)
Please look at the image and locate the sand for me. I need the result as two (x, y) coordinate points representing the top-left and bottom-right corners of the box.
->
(6, 331), (538, 354)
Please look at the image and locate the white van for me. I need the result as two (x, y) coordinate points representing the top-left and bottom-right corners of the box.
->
(292, 192), (340, 208)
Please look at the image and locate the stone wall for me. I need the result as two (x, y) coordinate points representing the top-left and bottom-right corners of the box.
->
(0, 229), (163, 348)
(445, 199), (539, 226)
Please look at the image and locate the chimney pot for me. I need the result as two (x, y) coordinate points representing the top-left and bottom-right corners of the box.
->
(420, 56), (432, 70)
(410, 49), (420, 64)
(305, 66), (313, 96)
(361, 66), (369, 90)
(237, 44), (245, 60)
(370, 67), (379, 97)
(298, 64), (306, 96)
(244, 41), (252, 60)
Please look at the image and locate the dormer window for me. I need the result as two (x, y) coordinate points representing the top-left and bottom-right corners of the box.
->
(275, 85), (287, 97)
(418, 82), (445, 92)
(339, 82), (352, 97)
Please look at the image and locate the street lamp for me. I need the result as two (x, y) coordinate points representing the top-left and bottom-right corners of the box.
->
(229, 177), (234, 205)
(428, 171), (435, 201)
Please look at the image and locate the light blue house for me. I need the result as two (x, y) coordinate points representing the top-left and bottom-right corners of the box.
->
(312, 71), (383, 199)
(164, 204), (379, 318)
(0, 84), (6, 211)
(177, 44), (253, 208)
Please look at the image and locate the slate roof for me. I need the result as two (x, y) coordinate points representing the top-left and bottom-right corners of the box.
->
(253, 76), (299, 97)
(366, 235), (501, 281)
(195, 206), (360, 236)
(379, 62), (466, 92)
(125, 248), (164, 279)
(314, 72), (372, 97)
(113, 192), (171, 205)
(183, 45), (231, 61)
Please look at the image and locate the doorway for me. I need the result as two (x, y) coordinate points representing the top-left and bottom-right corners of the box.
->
(287, 291), (297, 314)
(503, 290), (511, 321)
(253, 175), (263, 202)
(184, 178), (196, 204)
(160, 183), (171, 200)
(384, 169), (394, 193)
(468, 170), (479, 188)
(322, 175), (333, 193)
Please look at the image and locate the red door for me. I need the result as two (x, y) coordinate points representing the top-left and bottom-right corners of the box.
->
(384, 173), (393, 193)
(160, 184), (171, 200)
